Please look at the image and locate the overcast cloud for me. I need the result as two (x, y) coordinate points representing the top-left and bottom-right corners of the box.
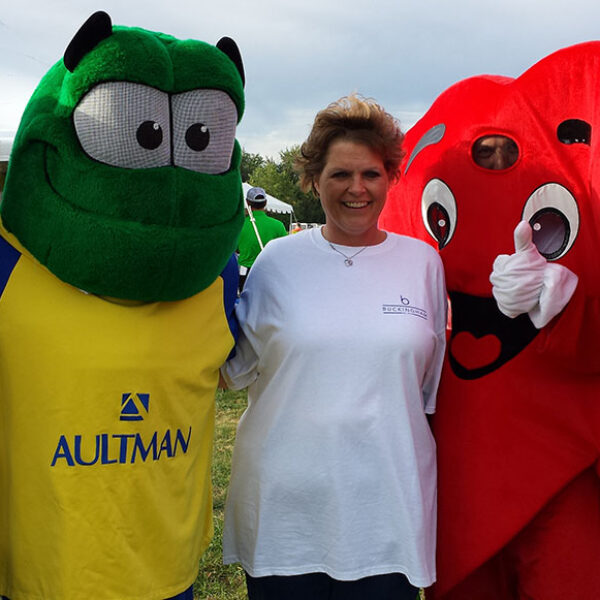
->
(2, 0), (600, 158)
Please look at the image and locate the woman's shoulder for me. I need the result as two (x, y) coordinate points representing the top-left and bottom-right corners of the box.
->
(265, 227), (315, 251)
(386, 231), (442, 262)
(252, 227), (314, 267)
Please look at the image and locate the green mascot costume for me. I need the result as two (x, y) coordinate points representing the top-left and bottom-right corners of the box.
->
(0, 11), (245, 600)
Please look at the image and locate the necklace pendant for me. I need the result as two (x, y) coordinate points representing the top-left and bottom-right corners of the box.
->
(328, 241), (367, 266)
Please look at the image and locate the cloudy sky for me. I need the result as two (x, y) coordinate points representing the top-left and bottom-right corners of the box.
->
(2, 0), (600, 159)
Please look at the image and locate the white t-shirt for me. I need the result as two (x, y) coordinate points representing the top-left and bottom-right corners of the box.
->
(222, 227), (447, 587)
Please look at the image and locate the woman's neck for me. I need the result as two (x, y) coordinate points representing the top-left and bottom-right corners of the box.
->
(321, 225), (387, 247)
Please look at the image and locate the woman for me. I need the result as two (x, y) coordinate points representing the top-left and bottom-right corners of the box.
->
(221, 94), (447, 600)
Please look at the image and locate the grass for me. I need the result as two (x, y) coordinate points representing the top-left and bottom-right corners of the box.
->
(194, 388), (248, 600)
(193, 388), (426, 600)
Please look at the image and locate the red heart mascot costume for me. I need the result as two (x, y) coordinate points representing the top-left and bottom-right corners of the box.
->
(380, 42), (600, 599)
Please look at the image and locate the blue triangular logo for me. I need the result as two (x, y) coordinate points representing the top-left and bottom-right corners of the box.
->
(120, 393), (149, 421)
(122, 397), (139, 415)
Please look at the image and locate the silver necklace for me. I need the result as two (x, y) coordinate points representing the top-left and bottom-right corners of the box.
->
(328, 242), (368, 267)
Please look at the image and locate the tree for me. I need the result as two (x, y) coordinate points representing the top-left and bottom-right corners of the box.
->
(240, 150), (265, 183)
(249, 146), (324, 224)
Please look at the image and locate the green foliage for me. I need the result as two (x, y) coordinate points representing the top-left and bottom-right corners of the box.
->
(240, 150), (265, 183)
(242, 146), (325, 224)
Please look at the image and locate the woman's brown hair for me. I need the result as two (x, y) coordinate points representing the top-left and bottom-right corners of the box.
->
(295, 94), (405, 193)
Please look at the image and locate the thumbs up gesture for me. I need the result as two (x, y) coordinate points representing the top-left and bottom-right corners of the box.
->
(512, 219), (540, 254)
(490, 221), (578, 328)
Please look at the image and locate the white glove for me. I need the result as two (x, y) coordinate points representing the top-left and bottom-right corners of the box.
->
(490, 221), (578, 329)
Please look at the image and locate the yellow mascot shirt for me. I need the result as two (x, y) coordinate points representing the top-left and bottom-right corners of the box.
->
(0, 228), (237, 600)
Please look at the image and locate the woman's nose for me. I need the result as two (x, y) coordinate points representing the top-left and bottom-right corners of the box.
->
(348, 175), (366, 194)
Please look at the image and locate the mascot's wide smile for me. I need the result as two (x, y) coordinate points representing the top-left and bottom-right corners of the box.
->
(447, 291), (538, 379)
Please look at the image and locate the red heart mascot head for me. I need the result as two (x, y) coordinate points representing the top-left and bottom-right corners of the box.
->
(381, 41), (600, 377)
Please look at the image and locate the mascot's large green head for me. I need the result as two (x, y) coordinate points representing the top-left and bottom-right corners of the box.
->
(2, 11), (245, 301)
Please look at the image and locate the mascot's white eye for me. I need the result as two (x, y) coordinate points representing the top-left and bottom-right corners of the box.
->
(421, 178), (457, 249)
(171, 90), (237, 174)
(522, 183), (579, 260)
(74, 82), (171, 168)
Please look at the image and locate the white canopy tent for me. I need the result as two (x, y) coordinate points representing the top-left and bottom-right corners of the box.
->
(242, 182), (293, 215)
(0, 133), (14, 163)
(0, 134), (13, 190)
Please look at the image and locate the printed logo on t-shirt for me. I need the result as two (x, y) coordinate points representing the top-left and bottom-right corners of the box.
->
(120, 393), (150, 421)
(382, 295), (428, 319)
(49, 392), (193, 467)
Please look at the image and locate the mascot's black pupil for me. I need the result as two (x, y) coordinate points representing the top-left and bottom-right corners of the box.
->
(427, 203), (450, 249)
(186, 123), (210, 151)
(529, 208), (570, 259)
(136, 121), (163, 150)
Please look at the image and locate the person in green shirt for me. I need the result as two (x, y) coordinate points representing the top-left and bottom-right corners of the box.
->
(238, 187), (287, 291)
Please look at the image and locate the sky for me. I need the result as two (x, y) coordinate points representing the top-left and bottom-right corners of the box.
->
(2, 0), (600, 160)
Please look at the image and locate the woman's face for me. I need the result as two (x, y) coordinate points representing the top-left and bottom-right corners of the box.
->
(314, 139), (389, 246)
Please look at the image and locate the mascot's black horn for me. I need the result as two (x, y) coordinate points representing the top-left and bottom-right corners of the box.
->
(64, 11), (113, 72)
(217, 37), (245, 87)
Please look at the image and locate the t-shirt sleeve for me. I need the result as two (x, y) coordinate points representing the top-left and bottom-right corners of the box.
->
(220, 327), (259, 390)
(220, 254), (240, 357)
(0, 235), (21, 299)
(422, 252), (448, 414)
(221, 246), (282, 389)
